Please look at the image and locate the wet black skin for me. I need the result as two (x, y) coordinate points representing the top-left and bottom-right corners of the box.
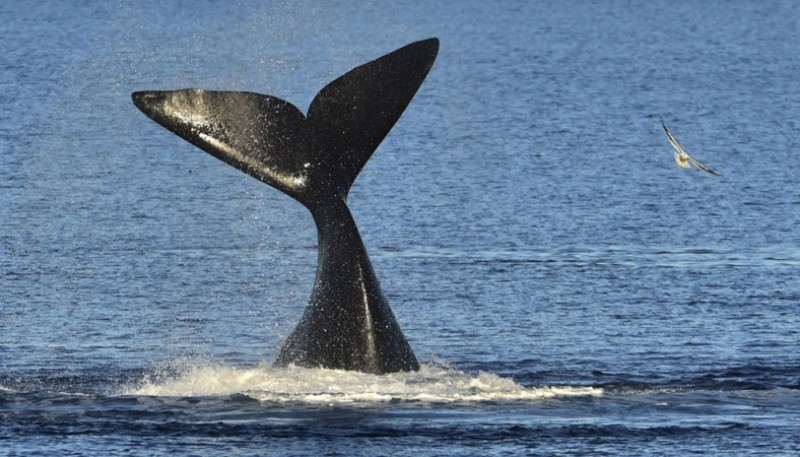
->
(132, 38), (438, 374)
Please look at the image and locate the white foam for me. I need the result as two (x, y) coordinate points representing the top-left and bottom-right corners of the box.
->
(124, 360), (602, 404)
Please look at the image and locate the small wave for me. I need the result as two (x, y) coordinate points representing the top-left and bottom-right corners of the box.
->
(123, 360), (601, 404)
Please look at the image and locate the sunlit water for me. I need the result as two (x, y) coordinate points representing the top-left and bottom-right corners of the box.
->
(126, 362), (601, 404)
(2, 0), (800, 455)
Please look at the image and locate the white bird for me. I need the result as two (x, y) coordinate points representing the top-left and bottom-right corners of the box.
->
(660, 117), (721, 176)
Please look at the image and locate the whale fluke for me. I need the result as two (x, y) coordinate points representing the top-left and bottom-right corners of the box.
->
(132, 38), (439, 374)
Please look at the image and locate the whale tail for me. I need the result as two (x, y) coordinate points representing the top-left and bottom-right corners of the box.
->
(132, 38), (439, 374)
(131, 38), (439, 208)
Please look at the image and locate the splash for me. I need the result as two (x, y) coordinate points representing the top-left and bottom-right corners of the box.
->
(124, 360), (602, 404)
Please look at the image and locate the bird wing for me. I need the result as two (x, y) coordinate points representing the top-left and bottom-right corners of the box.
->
(687, 155), (722, 176)
(661, 118), (687, 155)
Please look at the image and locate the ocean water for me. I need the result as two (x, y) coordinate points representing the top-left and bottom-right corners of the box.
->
(2, 0), (799, 455)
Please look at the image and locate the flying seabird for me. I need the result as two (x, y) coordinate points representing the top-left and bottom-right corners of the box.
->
(660, 117), (721, 176)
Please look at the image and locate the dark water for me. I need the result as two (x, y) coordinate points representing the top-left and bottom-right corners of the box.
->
(2, 1), (800, 455)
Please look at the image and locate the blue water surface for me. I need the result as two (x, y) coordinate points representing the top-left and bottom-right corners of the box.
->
(2, 1), (800, 455)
